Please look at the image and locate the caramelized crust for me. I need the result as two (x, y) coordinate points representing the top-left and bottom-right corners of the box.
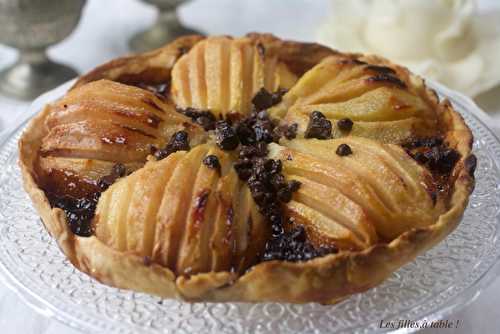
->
(18, 34), (475, 304)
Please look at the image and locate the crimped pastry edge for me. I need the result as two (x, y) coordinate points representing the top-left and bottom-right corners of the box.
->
(18, 34), (475, 304)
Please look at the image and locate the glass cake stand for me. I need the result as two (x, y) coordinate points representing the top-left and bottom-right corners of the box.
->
(0, 80), (499, 334)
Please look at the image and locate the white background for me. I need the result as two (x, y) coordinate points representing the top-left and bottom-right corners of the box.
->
(0, 0), (499, 333)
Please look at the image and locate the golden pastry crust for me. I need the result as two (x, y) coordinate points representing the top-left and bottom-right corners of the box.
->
(19, 33), (475, 304)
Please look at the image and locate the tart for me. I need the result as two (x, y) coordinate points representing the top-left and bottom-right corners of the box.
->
(19, 34), (476, 304)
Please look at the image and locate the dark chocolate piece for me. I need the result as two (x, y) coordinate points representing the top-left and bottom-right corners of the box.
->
(274, 123), (298, 140)
(336, 143), (352, 156)
(337, 118), (353, 132)
(230, 110), (333, 263)
(203, 155), (221, 174)
(305, 111), (332, 139)
(177, 107), (217, 131)
(404, 137), (461, 175)
(215, 120), (239, 150)
(262, 225), (337, 262)
(154, 131), (190, 160)
(251, 88), (287, 111)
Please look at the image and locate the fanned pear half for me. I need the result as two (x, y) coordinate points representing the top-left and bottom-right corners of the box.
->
(36, 79), (206, 197)
(270, 55), (439, 144)
(171, 36), (298, 117)
(270, 138), (445, 245)
(18, 33), (476, 304)
(94, 144), (268, 276)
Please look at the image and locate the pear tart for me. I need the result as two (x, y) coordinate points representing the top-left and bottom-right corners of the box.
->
(19, 34), (476, 304)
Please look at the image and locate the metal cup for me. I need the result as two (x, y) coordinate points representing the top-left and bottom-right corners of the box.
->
(130, 0), (201, 53)
(0, 0), (86, 100)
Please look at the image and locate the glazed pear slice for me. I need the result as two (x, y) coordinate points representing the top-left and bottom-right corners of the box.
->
(175, 146), (232, 275)
(270, 138), (445, 241)
(153, 145), (210, 268)
(286, 175), (377, 250)
(38, 79), (207, 199)
(285, 199), (368, 251)
(42, 79), (207, 163)
(47, 79), (208, 144)
(232, 187), (267, 272)
(287, 111), (431, 144)
(94, 144), (268, 275)
(171, 36), (297, 117)
(41, 119), (162, 163)
(175, 147), (268, 274)
(287, 87), (428, 121)
(270, 55), (438, 143)
(208, 167), (241, 272)
(46, 80), (170, 137)
(126, 154), (183, 256)
(95, 152), (183, 255)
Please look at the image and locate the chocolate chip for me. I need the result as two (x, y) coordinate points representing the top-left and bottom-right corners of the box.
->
(48, 192), (99, 237)
(287, 180), (301, 192)
(277, 187), (293, 203)
(154, 131), (190, 160)
(251, 88), (287, 111)
(305, 111), (332, 139)
(236, 122), (256, 145)
(252, 88), (274, 111)
(405, 137), (461, 175)
(430, 148), (460, 174)
(337, 118), (353, 132)
(177, 107), (217, 131)
(336, 143), (352, 156)
(404, 137), (443, 149)
(215, 120), (239, 150)
(203, 155), (221, 173)
(234, 110), (276, 144)
(274, 123), (298, 140)
(262, 225), (338, 262)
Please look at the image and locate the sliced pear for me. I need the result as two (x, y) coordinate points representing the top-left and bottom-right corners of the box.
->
(41, 120), (161, 163)
(270, 139), (445, 241)
(175, 146), (231, 275)
(95, 152), (185, 255)
(94, 143), (270, 275)
(153, 145), (209, 268)
(171, 36), (297, 117)
(125, 154), (182, 256)
(39, 80), (207, 198)
(270, 55), (438, 143)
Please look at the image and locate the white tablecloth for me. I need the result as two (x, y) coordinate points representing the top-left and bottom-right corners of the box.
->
(0, 0), (499, 333)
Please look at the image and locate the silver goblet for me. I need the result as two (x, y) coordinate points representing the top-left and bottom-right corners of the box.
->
(130, 0), (202, 53)
(0, 0), (86, 100)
